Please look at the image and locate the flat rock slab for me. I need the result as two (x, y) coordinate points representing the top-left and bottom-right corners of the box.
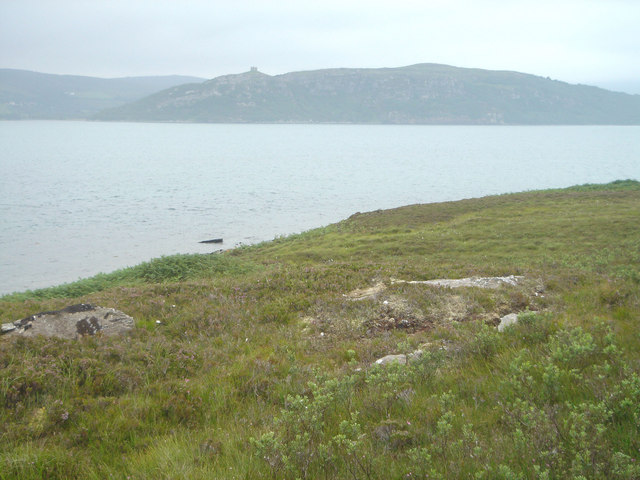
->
(393, 275), (523, 289)
(2, 304), (134, 340)
(373, 349), (424, 367)
(347, 275), (524, 300)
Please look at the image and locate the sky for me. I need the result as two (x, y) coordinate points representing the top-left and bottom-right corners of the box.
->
(1, 0), (639, 93)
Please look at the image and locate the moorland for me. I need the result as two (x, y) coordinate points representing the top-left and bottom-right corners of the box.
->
(1, 180), (639, 479)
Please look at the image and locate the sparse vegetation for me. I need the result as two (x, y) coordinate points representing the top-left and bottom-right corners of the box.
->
(1, 180), (639, 479)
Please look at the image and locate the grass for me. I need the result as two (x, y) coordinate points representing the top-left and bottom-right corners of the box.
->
(1, 180), (639, 479)
(0, 253), (259, 302)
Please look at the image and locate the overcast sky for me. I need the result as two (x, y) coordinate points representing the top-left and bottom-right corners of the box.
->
(1, 0), (639, 93)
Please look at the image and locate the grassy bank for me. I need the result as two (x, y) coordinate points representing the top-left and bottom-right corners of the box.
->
(1, 180), (639, 479)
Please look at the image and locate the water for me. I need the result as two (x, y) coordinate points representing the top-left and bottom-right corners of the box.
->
(1, 121), (639, 295)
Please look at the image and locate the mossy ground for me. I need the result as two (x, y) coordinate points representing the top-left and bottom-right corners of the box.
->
(1, 180), (639, 479)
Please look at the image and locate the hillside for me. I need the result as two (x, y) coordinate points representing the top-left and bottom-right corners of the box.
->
(1, 181), (639, 479)
(94, 63), (640, 124)
(0, 69), (205, 119)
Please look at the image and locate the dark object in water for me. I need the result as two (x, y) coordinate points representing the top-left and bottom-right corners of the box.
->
(199, 238), (223, 244)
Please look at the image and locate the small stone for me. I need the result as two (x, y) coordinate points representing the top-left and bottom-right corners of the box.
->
(407, 349), (423, 360)
(155, 320), (162, 324)
(498, 313), (519, 332)
(374, 354), (407, 366)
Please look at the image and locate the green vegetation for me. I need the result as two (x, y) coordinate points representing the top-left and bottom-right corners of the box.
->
(1, 180), (639, 479)
(1, 254), (259, 302)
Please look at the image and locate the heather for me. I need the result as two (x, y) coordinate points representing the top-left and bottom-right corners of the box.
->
(1, 180), (639, 479)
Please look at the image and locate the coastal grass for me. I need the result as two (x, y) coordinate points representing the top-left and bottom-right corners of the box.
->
(0, 253), (259, 302)
(1, 180), (639, 479)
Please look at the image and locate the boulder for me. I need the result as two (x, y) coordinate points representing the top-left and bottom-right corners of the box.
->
(498, 313), (519, 332)
(1, 304), (134, 340)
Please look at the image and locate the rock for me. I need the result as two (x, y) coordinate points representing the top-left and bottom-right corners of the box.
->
(3, 304), (134, 340)
(375, 354), (407, 366)
(498, 313), (519, 332)
(373, 349), (424, 366)
(199, 238), (223, 244)
(1, 323), (16, 334)
(348, 275), (524, 303)
(407, 349), (423, 360)
(393, 275), (524, 289)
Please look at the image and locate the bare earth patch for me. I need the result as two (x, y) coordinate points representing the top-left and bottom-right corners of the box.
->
(343, 282), (386, 300)
(363, 295), (428, 333)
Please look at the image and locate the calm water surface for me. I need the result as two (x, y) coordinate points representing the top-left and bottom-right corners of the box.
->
(1, 121), (639, 294)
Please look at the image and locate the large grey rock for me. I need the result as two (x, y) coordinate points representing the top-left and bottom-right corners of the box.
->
(2, 304), (134, 340)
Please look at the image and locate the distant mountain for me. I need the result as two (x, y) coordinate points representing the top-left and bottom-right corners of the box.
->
(597, 80), (640, 96)
(0, 69), (205, 119)
(93, 64), (640, 125)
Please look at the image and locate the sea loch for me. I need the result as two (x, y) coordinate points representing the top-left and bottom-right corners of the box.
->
(1, 121), (638, 294)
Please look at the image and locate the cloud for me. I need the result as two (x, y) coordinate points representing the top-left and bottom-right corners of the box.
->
(1, 0), (638, 89)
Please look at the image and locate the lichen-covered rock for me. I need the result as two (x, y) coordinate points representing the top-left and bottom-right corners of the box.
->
(393, 275), (524, 289)
(347, 275), (524, 301)
(2, 304), (134, 340)
(373, 349), (424, 367)
(1, 323), (16, 334)
(374, 354), (407, 366)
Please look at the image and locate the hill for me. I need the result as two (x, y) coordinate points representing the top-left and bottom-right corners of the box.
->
(94, 63), (640, 124)
(0, 69), (205, 119)
(1, 180), (639, 479)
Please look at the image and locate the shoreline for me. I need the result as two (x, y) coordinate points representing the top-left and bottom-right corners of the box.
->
(2, 179), (637, 300)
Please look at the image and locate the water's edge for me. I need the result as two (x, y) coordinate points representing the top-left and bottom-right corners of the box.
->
(2, 122), (639, 294)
